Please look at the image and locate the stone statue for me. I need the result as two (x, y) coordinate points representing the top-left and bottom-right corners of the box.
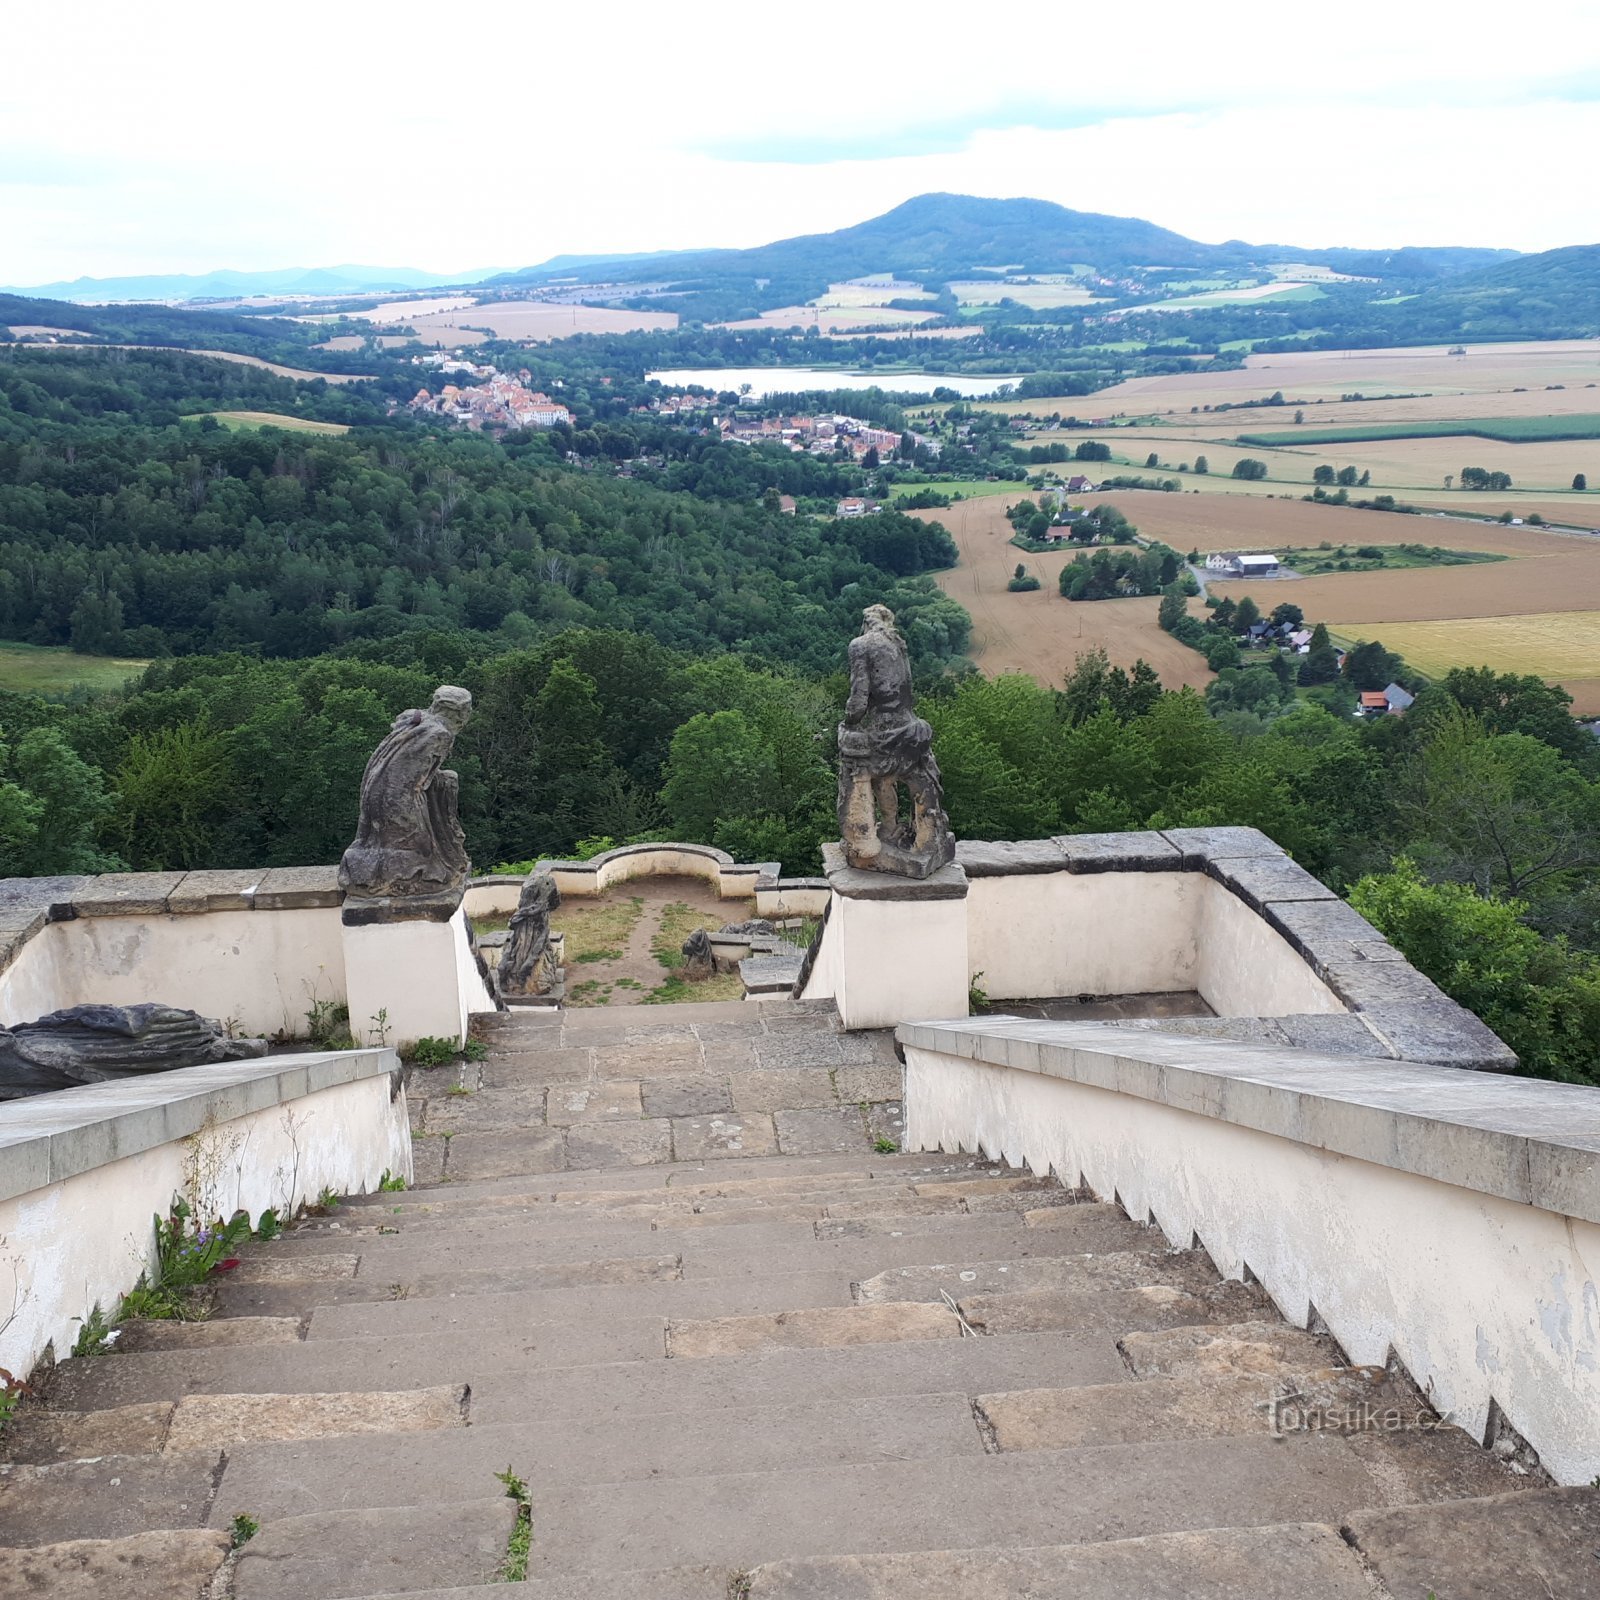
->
(680, 928), (715, 981)
(339, 686), (473, 905)
(837, 605), (955, 879)
(0, 1004), (267, 1101)
(499, 872), (562, 997)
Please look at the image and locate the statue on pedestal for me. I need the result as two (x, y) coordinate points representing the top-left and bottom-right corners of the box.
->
(836, 605), (955, 879)
(339, 686), (473, 911)
(499, 872), (562, 997)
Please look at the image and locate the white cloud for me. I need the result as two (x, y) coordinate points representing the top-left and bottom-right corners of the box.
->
(3, 0), (1597, 281)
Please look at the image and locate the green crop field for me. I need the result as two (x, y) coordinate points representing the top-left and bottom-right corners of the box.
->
(1239, 414), (1600, 447)
(181, 411), (351, 435)
(0, 642), (149, 695)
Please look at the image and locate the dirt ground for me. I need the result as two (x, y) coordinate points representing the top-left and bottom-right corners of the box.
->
(556, 877), (742, 1008)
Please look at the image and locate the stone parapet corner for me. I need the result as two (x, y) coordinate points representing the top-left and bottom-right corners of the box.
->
(821, 842), (969, 901)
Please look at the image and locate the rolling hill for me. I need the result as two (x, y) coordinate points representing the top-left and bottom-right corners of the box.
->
(2, 264), (500, 305)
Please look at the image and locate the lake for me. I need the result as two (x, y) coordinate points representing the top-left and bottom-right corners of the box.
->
(647, 367), (1022, 399)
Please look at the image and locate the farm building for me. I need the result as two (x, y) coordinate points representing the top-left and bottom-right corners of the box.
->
(1206, 551), (1282, 577)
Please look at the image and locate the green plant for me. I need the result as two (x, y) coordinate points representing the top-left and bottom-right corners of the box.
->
(405, 1036), (458, 1068)
(873, 1136), (899, 1154)
(0, 1385), (18, 1436)
(378, 1171), (406, 1192)
(367, 1008), (390, 1048)
(255, 1208), (282, 1241)
(574, 947), (622, 963)
(314, 1187), (340, 1213)
(446, 1084), (472, 1097)
(116, 1198), (252, 1322)
(968, 971), (989, 1010)
(461, 1039), (488, 1063)
(71, 1303), (114, 1358)
(304, 994), (355, 1050)
(229, 1513), (260, 1548)
(494, 1467), (532, 1581)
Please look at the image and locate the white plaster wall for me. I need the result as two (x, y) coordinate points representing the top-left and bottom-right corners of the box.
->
(0, 910), (346, 1038)
(964, 871), (1341, 1013)
(904, 1046), (1600, 1485)
(1196, 885), (1343, 1015)
(798, 910), (842, 1003)
(966, 871), (1199, 1000)
(595, 848), (732, 895)
(343, 906), (489, 1049)
(754, 885), (831, 918)
(833, 895), (968, 1031)
(463, 880), (522, 920)
(0, 1070), (410, 1378)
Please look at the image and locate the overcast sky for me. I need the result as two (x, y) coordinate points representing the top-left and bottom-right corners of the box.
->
(6, 0), (1599, 284)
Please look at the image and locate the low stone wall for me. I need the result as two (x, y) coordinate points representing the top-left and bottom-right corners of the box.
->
(0, 1047), (408, 1378)
(900, 1016), (1600, 1486)
(535, 843), (780, 901)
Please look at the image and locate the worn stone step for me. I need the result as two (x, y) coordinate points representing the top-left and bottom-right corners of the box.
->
(0, 1527), (230, 1600)
(1344, 1486), (1600, 1600)
(960, 1281), (1275, 1337)
(304, 1269), (854, 1342)
(0, 1400), (173, 1465)
(326, 1570), (733, 1600)
(212, 1393), (984, 1521)
(1118, 1319), (1345, 1378)
(0, 1451), (219, 1546)
(48, 1324), (1129, 1418)
(742, 1522), (1378, 1599)
(667, 1302), (957, 1358)
(975, 1366), (1432, 1451)
(230, 1496), (519, 1600)
(113, 1316), (304, 1353)
(854, 1248), (1206, 1305)
(167, 1385), (469, 1451)
(517, 1432), (1447, 1577)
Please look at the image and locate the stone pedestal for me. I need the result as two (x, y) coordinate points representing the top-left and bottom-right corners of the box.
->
(821, 843), (970, 1031)
(340, 900), (494, 1049)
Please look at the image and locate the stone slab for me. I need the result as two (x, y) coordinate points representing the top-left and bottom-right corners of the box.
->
(1275, 1013), (1393, 1058)
(437, 1128), (566, 1180)
(775, 1107), (870, 1156)
(1204, 853), (1338, 914)
(641, 1076), (733, 1118)
(544, 1080), (643, 1125)
(742, 1522), (1377, 1600)
(865, 1100), (905, 1149)
(822, 843), (969, 902)
(1359, 1002), (1520, 1072)
(0, 1401), (174, 1464)
(113, 1316), (304, 1352)
(667, 1301), (956, 1358)
(166, 868), (262, 914)
(0, 874), (93, 917)
(71, 871), (186, 917)
(164, 1384), (467, 1450)
(1053, 831), (1183, 874)
(0, 1528), (229, 1600)
(231, 1497), (518, 1600)
(855, 1248), (1200, 1305)
(563, 1118), (673, 1169)
(419, 1085), (547, 1135)
(671, 1112), (778, 1160)
(1159, 826), (1284, 867)
(0, 1452), (218, 1546)
(960, 1281), (1273, 1337)
(731, 1069), (840, 1111)
(834, 1063), (903, 1103)
(1344, 1486), (1600, 1600)
(954, 839), (1067, 877)
(1119, 1321), (1342, 1379)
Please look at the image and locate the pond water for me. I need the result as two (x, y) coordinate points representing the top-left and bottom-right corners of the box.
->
(647, 367), (1021, 399)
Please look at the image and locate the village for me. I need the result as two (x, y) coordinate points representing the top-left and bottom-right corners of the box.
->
(404, 353), (574, 431)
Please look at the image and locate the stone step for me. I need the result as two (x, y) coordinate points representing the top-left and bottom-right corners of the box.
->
(0, 1528), (231, 1600)
(853, 1248), (1208, 1305)
(517, 1431), (1492, 1578)
(0, 1451), (220, 1546)
(959, 1281), (1274, 1337)
(327, 1569), (733, 1600)
(741, 1522), (1378, 1599)
(0, 1400), (174, 1464)
(816, 1200), (1139, 1242)
(230, 1496), (519, 1600)
(667, 1302), (957, 1359)
(301, 1269), (855, 1342)
(1118, 1319), (1345, 1378)
(113, 1316), (304, 1353)
(1344, 1486), (1600, 1600)
(48, 1325), (1130, 1417)
(975, 1366), (1432, 1451)
(211, 1393), (985, 1522)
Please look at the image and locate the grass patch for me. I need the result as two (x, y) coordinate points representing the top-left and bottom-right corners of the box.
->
(556, 896), (645, 964)
(0, 641), (149, 695)
(1283, 542), (1506, 574)
(887, 478), (1015, 502)
(1240, 414), (1600, 447)
(643, 971), (744, 1005)
(494, 1467), (532, 1582)
(183, 410), (350, 435)
(650, 901), (726, 970)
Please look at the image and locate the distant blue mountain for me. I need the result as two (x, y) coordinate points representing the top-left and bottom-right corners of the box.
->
(2, 264), (501, 304)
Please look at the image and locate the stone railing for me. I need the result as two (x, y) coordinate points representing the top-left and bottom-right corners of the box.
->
(899, 1015), (1600, 1486)
(0, 867), (494, 1050)
(0, 1046), (408, 1378)
(799, 827), (1512, 1069)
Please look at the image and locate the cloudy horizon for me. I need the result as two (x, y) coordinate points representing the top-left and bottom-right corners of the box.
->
(6, 0), (1599, 286)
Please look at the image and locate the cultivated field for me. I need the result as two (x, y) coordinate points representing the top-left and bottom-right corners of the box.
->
(185, 411), (350, 434)
(949, 279), (1102, 308)
(102, 347), (370, 383)
(316, 331), (486, 350)
(819, 324), (982, 341)
(816, 282), (936, 308)
(716, 305), (937, 332)
(308, 296), (476, 323)
(1127, 283), (1324, 313)
(0, 642), (148, 694)
(922, 494), (1213, 692)
(401, 301), (680, 341)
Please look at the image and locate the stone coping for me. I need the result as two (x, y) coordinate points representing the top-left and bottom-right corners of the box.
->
(0, 1048), (398, 1205)
(897, 1018), (1600, 1226)
(821, 842), (969, 901)
(534, 842), (782, 889)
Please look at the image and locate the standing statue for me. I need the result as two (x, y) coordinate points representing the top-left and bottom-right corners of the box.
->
(836, 605), (955, 878)
(339, 686), (473, 903)
(498, 871), (562, 997)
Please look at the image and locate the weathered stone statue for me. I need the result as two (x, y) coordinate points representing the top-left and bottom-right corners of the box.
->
(339, 686), (473, 909)
(680, 927), (715, 981)
(0, 1004), (267, 1100)
(498, 872), (562, 997)
(837, 605), (955, 878)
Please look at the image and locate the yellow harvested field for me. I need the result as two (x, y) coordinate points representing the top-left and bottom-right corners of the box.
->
(949, 280), (1102, 308)
(816, 282), (935, 307)
(6, 324), (94, 339)
(1328, 614), (1600, 715)
(404, 301), (679, 341)
(308, 296), (477, 323)
(921, 495), (1213, 693)
(819, 324), (982, 341)
(316, 330), (487, 350)
(716, 305), (937, 332)
(982, 340), (1600, 419)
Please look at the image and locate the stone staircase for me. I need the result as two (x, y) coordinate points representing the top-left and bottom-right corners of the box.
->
(3, 997), (1596, 1599)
